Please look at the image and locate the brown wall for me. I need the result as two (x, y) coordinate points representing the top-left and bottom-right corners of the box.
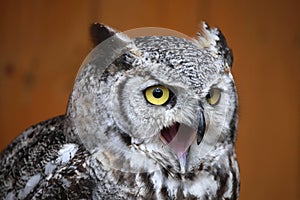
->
(0, 1), (299, 199)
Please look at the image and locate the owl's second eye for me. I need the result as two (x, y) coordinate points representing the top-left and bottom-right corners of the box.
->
(144, 85), (170, 105)
(206, 88), (221, 106)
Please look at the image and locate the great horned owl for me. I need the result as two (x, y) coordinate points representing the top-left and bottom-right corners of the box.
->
(0, 22), (239, 199)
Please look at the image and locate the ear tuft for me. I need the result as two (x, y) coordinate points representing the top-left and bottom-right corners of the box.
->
(197, 22), (233, 68)
(90, 23), (117, 47)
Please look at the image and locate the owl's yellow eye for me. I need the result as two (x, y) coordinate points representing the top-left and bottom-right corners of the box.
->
(206, 88), (221, 106)
(145, 85), (170, 105)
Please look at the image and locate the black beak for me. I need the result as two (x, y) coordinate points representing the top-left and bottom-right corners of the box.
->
(197, 109), (206, 145)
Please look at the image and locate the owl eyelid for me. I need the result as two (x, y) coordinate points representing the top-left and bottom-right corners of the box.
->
(208, 87), (223, 93)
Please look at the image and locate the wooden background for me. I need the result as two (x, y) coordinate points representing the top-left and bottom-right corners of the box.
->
(0, 1), (299, 199)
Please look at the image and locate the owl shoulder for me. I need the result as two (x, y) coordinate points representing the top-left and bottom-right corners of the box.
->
(0, 116), (95, 199)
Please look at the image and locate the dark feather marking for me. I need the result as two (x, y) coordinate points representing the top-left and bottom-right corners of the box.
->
(185, 195), (199, 200)
(140, 173), (156, 200)
(229, 154), (239, 200)
(160, 185), (168, 199)
(229, 81), (238, 142)
(90, 23), (116, 47)
(214, 26), (233, 68)
(99, 54), (134, 82)
(176, 187), (184, 199)
(184, 172), (196, 181)
(161, 167), (170, 178)
(175, 172), (182, 180)
(215, 161), (229, 199)
(120, 132), (132, 146)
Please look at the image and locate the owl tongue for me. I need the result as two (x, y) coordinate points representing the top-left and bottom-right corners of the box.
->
(160, 123), (196, 159)
(161, 122), (180, 143)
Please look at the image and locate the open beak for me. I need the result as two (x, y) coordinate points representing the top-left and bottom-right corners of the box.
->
(160, 109), (206, 170)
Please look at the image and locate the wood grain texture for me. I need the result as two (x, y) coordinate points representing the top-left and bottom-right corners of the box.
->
(0, 0), (299, 199)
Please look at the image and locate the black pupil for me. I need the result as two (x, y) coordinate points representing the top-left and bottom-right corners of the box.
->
(206, 90), (214, 99)
(152, 88), (163, 98)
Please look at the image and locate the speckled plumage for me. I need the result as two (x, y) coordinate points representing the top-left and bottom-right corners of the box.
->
(0, 22), (239, 199)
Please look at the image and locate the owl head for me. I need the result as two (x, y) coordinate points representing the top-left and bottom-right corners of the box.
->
(67, 23), (238, 175)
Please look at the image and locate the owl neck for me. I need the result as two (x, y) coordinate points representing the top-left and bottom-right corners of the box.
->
(146, 146), (239, 199)
(87, 143), (239, 199)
